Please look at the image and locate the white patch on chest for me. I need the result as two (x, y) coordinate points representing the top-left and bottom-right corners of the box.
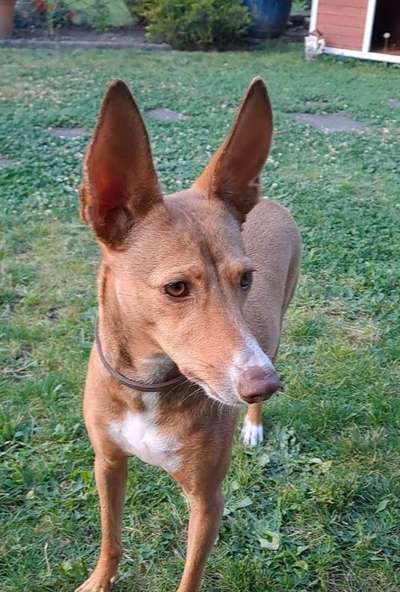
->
(108, 394), (181, 472)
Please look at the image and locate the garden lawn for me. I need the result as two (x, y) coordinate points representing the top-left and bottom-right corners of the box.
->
(0, 45), (399, 592)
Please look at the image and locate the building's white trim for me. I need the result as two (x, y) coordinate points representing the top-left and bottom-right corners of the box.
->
(362, 0), (377, 53)
(323, 46), (400, 64)
(309, 0), (320, 32)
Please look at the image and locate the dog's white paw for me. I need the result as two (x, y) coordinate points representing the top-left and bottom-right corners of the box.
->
(241, 418), (264, 447)
(75, 572), (116, 592)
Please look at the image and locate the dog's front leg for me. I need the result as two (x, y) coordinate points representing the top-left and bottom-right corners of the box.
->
(177, 487), (224, 592)
(76, 455), (127, 592)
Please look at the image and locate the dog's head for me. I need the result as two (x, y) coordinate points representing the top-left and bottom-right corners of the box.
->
(81, 79), (279, 406)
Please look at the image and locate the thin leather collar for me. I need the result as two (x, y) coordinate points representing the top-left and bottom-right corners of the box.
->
(95, 320), (188, 392)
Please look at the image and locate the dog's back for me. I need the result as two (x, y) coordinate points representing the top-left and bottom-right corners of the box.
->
(239, 198), (300, 447)
(244, 198), (300, 359)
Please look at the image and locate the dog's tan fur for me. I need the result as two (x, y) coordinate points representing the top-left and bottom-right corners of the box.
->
(76, 78), (300, 592)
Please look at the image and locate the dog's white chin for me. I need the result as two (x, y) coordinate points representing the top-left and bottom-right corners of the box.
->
(197, 381), (242, 408)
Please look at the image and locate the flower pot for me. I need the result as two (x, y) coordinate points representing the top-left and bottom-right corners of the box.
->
(243, 0), (292, 38)
(0, 0), (16, 39)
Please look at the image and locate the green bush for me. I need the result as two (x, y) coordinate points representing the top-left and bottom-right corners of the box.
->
(123, 0), (156, 24)
(144, 0), (251, 49)
(15, 0), (112, 33)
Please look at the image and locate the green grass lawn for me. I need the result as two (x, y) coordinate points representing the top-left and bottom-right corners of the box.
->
(1, 45), (399, 591)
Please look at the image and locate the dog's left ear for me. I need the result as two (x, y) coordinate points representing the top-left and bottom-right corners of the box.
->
(80, 80), (162, 247)
(194, 77), (273, 223)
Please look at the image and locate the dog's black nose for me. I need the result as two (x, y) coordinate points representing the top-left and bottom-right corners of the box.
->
(238, 366), (280, 404)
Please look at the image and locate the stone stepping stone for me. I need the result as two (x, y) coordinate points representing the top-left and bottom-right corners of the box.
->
(146, 108), (184, 122)
(49, 127), (85, 139)
(292, 113), (366, 132)
(388, 98), (400, 110)
(0, 156), (17, 170)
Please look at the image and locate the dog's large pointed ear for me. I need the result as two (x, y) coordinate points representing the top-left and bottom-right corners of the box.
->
(80, 80), (162, 247)
(194, 78), (273, 223)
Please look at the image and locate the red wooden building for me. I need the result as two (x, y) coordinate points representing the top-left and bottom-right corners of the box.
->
(310, 0), (400, 64)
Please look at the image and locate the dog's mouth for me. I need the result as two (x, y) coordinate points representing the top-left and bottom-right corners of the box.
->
(181, 371), (243, 408)
(181, 369), (281, 408)
(199, 384), (243, 408)
(176, 358), (281, 407)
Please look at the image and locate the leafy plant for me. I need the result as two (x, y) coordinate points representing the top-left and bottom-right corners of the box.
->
(86, 0), (111, 32)
(292, 0), (311, 10)
(144, 0), (251, 49)
(45, 1), (71, 35)
(15, 0), (111, 33)
(15, 0), (71, 32)
(123, 0), (156, 25)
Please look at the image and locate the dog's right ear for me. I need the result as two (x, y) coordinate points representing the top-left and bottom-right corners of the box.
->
(80, 80), (162, 247)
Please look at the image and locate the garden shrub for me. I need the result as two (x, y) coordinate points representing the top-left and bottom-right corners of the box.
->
(123, 0), (156, 24)
(15, 0), (112, 32)
(144, 0), (251, 49)
(15, 0), (71, 31)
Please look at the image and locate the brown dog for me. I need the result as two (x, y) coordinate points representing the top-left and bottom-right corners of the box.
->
(76, 78), (300, 592)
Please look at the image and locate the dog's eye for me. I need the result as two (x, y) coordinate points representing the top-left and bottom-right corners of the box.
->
(240, 270), (253, 291)
(165, 281), (189, 298)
